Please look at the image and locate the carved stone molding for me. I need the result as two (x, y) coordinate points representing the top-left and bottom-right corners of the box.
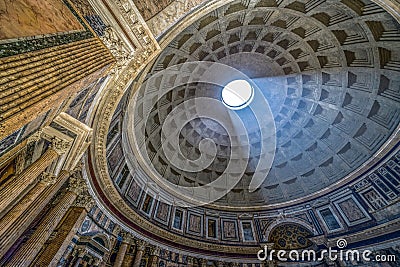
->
(68, 172), (88, 196)
(27, 129), (43, 144)
(74, 191), (94, 209)
(87, 0), (160, 74)
(39, 172), (57, 186)
(136, 239), (147, 251)
(51, 137), (71, 155)
(146, 0), (209, 37)
(100, 26), (133, 73)
(52, 112), (93, 171)
(73, 160), (84, 173)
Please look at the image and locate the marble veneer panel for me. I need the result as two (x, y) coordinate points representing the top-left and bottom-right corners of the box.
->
(0, 0), (84, 39)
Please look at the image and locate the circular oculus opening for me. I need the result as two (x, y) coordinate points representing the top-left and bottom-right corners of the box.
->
(222, 79), (254, 110)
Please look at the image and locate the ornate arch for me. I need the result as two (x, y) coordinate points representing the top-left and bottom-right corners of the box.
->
(266, 220), (316, 250)
(264, 217), (318, 240)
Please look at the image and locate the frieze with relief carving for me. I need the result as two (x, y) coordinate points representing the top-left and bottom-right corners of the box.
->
(51, 137), (71, 155)
(68, 171), (88, 196)
(147, 0), (209, 37)
(74, 191), (95, 209)
(100, 26), (133, 72)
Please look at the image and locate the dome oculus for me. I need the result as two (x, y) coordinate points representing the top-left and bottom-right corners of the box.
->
(221, 80), (254, 110)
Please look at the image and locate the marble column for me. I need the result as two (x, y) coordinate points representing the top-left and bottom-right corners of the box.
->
(5, 174), (85, 266)
(33, 205), (90, 266)
(121, 244), (135, 267)
(199, 258), (208, 267)
(0, 170), (70, 259)
(132, 240), (147, 267)
(149, 246), (160, 267)
(73, 248), (86, 267)
(114, 232), (131, 267)
(187, 256), (194, 267)
(0, 137), (70, 217)
(0, 172), (56, 236)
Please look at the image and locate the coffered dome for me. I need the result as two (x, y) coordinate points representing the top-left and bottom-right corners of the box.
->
(111, 0), (400, 208)
(2, 0), (400, 265)
(90, 0), (400, 258)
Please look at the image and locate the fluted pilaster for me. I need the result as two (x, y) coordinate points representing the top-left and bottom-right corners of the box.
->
(33, 206), (88, 267)
(5, 176), (81, 266)
(114, 233), (130, 267)
(149, 246), (160, 267)
(0, 170), (70, 259)
(121, 244), (135, 267)
(0, 137), (69, 217)
(0, 172), (56, 240)
(132, 240), (147, 267)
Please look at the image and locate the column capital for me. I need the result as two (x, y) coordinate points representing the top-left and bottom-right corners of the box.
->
(39, 172), (57, 186)
(76, 247), (86, 258)
(27, 129), (42, 143)
(67, 173), (87, 195)
(199, 258), (208, 267)
(136, 239), (147, 251)
(120, 231), (134, 243)
(74, 191), (94, 209)
(73, 161), (84, 173)
(51, 137), (71, 155)
(149, 246), (160, 256)
(100, 26), (133, 73)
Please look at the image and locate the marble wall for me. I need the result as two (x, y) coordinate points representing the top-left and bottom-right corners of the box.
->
(146, 0), (208, 37)
(132, 0), (174, 21)
(0, 0), (83, 39)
